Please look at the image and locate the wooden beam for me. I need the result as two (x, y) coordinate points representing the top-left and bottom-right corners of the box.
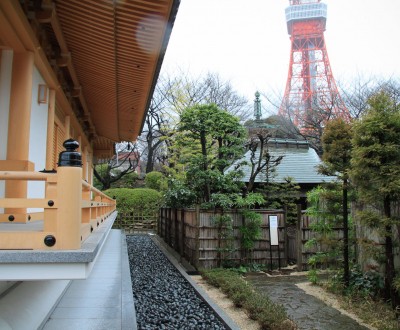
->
(56, 52), (71, 67)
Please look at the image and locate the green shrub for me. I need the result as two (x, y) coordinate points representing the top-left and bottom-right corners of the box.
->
(104, 188), (162, 216)
(201, 268), (295, 329)
(243, 292), (271, 320)
(145, 171), (167, 191)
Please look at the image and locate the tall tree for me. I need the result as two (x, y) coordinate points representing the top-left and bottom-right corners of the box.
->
(138, 71), (252, 173)
(351, 90), (400, 306)
(320, 118), (353, 287)
(177, 103), (246, 203)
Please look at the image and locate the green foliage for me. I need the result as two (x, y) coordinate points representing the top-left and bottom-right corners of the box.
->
(347, 266), (384, 297)
(325, 267), (384, 298)
(104, 188), (162, 216)
(110, 171), (139, 188)
(206, 192), (265, 210)
(164, 178), (196, 208)
(239, 210), (262, 250)
(321, 118), (353, 177)
(122, 171), (139, 187)
(351, 90), (400, 203)
(211, 214), (235, 265)
(176, 103), (247, 203)
(144, 171), (167, 191)
(307, 269), (319, 284)
(350, 90), (400, 303)
(259, 177), (300, 224)
(201, 269), (294, 330)
(93, 164), (109, 190)
(305, 185), (349, 274)
(393, 275), (400, 294)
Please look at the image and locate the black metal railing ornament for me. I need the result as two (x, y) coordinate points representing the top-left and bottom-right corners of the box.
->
(58, 139), (82, 167)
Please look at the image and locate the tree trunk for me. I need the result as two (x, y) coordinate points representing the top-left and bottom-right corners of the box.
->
(146, 143), (154, 173)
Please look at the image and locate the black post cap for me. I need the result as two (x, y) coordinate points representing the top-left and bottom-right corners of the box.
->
(58, 139), (82, 167)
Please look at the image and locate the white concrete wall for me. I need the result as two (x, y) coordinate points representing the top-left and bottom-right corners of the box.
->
(27, 67), (48, 212)
(0, 50), (14, 212)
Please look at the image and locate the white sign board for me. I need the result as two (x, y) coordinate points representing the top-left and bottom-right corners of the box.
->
(269, 215), (279, 246)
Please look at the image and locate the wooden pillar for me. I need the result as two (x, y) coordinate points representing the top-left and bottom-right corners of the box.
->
(45, 89), (56, 170)
(5, 52), (34, 219)
(87, 151), (93, 185)
(64, 115), (70, 139)
(56, 166), (82, 249)
(82, 145), (88, 181)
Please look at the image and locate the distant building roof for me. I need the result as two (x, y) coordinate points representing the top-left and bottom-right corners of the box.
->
(230, 138), (336, 184)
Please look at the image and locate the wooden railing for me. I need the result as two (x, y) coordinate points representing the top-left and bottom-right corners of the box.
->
(0, 168), (116, 250)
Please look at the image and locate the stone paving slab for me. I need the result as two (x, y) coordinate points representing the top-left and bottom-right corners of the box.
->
(42, 229), (136, 330)
(246, 273), (370, 330)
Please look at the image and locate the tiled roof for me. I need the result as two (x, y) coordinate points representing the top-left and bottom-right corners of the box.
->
(230, 139), (336, 184)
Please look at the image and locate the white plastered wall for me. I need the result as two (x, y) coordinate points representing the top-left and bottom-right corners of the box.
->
(27, 67), (48, 212)
(0, 50), (13, 213)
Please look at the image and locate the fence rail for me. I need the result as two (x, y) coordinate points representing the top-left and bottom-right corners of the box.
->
(159, 208), (288, 269)
(160, 207), (344, 270)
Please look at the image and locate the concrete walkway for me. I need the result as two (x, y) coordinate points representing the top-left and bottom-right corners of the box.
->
(42, 230), (136, 330)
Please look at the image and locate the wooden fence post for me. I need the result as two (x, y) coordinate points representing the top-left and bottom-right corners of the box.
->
(164, 208), (168, 241)
(284, 206), (289, 265)
(194, 205), (200, 269)
(296, 204), (303, 271)
(168, 208), (172, 246)
(174, 208), (179, 251)
(180, 209), (185, 258)
(158, 208), (161, 236)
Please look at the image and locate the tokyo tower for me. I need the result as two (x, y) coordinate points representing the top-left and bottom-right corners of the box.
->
(279, 0), (350, 130)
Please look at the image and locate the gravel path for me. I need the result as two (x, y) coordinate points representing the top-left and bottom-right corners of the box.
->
(126, 235), (228, 330)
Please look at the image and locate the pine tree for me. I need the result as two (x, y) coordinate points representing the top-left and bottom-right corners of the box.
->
(351, 90), (400, 306)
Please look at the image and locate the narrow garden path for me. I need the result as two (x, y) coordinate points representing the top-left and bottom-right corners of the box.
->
(246, 273), (370, 330)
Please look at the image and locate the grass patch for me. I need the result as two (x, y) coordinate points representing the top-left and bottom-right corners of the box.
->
(201, 268), (297, 330)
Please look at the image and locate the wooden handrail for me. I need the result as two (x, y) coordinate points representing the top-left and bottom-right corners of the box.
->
(0, 170), (116, 250)
(0, 171), (53, 181)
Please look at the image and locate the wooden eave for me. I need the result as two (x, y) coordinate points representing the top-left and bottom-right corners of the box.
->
(0, 0), (180, 158)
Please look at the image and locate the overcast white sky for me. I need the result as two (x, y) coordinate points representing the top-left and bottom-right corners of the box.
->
(161, 0), (400, 111)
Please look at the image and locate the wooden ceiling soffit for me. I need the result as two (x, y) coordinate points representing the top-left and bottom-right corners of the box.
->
(51, 0), (180, 154)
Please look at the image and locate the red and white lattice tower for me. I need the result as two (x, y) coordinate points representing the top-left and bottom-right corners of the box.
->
(279, 0), (350, 129)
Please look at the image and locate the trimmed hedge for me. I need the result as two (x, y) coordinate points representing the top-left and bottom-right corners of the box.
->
(145, 171), (167, 191)
(201, 269), (296, 330)
(104, 188), (162, 216)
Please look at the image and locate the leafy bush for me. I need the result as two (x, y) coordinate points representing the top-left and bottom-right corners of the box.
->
(145, 171), (167, 191)
(348, 267), (384, 297)
(164, 178), (196, 208)
(104, 188), (162, 216)
(239, 210), (262, 250)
